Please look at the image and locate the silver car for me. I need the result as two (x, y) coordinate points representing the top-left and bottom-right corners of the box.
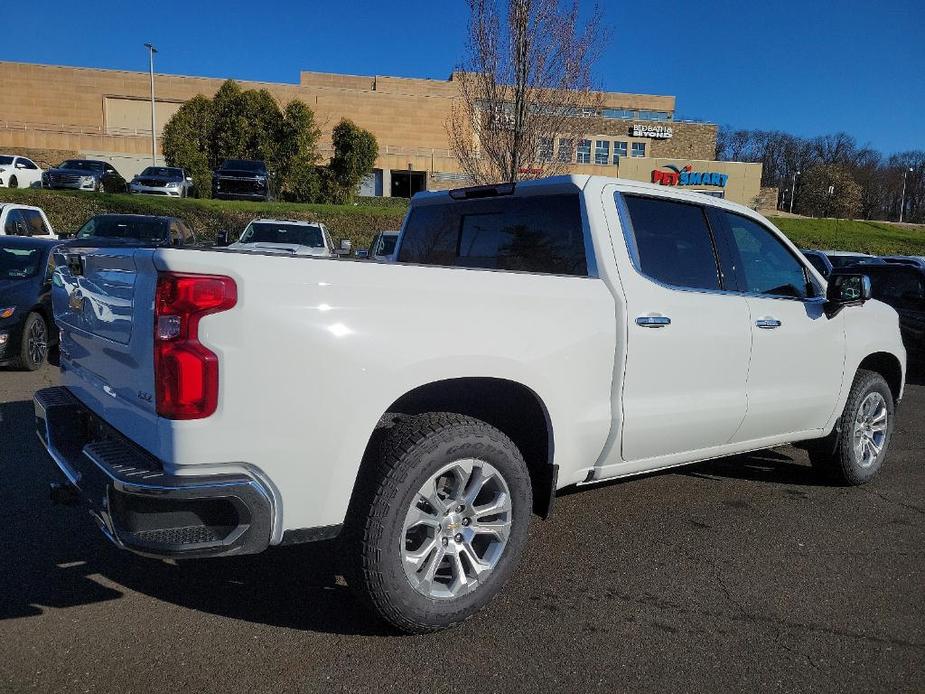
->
(128, 166), (193, 197)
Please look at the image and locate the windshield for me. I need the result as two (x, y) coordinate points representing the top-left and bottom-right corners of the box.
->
(59, 160), (106, 172)
(140, 167), (183, 180)
(76, 216), (169, 244)
(239, 222), (324, 247)
(0, 156), (13, 166)
(221, 160), (266, 173)
(0, 247), (42, 280)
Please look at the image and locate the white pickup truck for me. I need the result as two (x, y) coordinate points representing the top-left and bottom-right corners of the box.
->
(35, 176), (906, 633)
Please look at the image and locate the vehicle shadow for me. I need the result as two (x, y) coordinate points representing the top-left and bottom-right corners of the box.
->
(0, 398), (390, 636)
(682, 448), (830, 486)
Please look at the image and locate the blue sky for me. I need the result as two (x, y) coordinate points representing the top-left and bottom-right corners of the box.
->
(2, 0), (922, 154)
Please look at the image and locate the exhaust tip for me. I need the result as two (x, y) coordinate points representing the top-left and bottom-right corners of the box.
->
(49, 481), (80, 506)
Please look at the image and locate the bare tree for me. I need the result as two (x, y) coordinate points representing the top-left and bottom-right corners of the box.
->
(449, 0), (606, 184)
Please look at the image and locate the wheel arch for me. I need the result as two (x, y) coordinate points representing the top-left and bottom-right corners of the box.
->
(354, 377), (557, 519)
(857, 351), (904, 404)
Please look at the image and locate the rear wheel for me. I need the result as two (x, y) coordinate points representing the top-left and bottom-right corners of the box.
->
(15, 312), (48, 371)
(347, 412), (532, 633)
(808, 369), (895, 485)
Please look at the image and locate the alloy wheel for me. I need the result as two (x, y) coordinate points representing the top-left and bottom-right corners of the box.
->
(27, 318), (48, 366)
(852, 392), (888, 468)
(402, 458), (512, 600)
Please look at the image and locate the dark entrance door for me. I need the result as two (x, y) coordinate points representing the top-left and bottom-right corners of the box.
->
(391, 171), (427, 198)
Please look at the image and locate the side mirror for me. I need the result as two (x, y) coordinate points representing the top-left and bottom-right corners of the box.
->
(825, 272), (872, 317)
(214, 229), (231, 247)
(57, 230), (76, 240)
(335, 239), (353, 257)
(354, 249), (369, 259)
(186, 176), (193, 182)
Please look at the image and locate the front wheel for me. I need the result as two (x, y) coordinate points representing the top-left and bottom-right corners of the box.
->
(15, 312), (49, 371)
(9, 175), (18, 189)
(347, 412), (532, 633)
(808, 369), (895, 485)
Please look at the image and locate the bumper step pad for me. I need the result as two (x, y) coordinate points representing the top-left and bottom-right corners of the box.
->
(34, 386), (273, 559)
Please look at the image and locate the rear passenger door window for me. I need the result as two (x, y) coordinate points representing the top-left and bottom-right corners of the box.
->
(622, 195), (721, 291)
(718, 212), (815, 299)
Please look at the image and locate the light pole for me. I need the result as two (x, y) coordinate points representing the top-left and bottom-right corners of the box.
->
(788, 170), (800, 214)
(144, 43), (158, 165)
(899, 167), (913, 223)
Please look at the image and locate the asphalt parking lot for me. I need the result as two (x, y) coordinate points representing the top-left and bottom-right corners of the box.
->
(1, 364), (922, 693)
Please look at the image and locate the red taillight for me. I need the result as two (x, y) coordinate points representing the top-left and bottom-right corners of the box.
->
(154, 272), (237, 420)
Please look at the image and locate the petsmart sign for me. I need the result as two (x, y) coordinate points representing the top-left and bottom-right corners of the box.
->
(651, 164), (728, 187)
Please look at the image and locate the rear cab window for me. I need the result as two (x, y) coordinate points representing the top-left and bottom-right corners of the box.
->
(397, 194), (588, 276)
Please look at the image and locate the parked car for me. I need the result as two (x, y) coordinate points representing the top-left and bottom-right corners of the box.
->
(0, 154), (43, 189)
(36, 176), (905, 633)
(128, 166), (194, 197)
(800, 249), (833, 278)
(43, 160), (126, 193)
(225, 219), (335, 256)
(72, 214), (197, 247)
(212, 159), (271, 201)
(368, 230), (400, 261)
(0, 237), (59, 369)
(844, 262), (924, 362)
(0, 204), (56, 238)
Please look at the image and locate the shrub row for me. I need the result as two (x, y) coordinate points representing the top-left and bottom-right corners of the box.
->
(0, 188), (408, 250)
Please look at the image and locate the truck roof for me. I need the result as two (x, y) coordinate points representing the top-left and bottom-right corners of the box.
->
(416, 175), (762, 219)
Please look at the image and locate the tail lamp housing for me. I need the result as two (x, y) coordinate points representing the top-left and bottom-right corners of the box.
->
(154, 272), (237, 419)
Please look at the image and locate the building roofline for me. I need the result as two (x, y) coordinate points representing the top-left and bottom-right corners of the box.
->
(0, 59), (677, 107)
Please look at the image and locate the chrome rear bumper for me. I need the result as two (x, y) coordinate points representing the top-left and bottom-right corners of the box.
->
(34, 387), (272, 559)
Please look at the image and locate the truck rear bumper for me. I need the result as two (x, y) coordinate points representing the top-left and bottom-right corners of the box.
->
(34, 386), (273, 559)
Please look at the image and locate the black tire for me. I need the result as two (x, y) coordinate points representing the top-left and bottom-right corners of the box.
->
(808, 369), (895, 485)
(14, 312), (49, 371)
(9, 175), (18, 189)
(346, 412), (532, 634)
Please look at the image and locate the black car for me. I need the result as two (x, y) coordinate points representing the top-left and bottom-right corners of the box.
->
(42, 159), (127, 193)
(0, 237), (59, 370)
(212, 159), (271, 201)
(850, 263), (925, 363)
(69, 214), (198, 247)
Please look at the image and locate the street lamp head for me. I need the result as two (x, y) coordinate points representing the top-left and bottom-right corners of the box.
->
(144, 43), (158, 53)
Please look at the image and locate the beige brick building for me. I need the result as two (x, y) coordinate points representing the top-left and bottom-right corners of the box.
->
(0, 60), (762, 205)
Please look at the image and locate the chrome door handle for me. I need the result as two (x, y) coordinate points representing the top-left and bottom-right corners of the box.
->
(636, 315), (671, 328)
(756, 318), (782, 329)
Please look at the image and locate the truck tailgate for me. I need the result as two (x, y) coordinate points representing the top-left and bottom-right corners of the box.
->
(53, 245), (160, 452)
